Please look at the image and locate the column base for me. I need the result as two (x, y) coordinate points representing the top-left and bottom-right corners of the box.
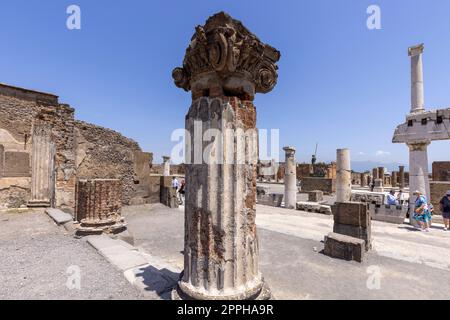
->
(171, 279), (272, 301)
(27, 200), (51, 208)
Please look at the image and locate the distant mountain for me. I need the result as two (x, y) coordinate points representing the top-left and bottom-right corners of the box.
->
(350, 161), (408, 173)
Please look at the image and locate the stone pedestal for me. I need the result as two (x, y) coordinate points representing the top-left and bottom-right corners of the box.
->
(163, 156), (171, 177)
(283, 147), (297, 209)
(399, 166), (405, 189)
(408, 142), (430, 226)
(332, 202), (372, 252)
(308, 190), (323, 202)
(336, 149), (351, 203)
(28, 122), (55, 208)
(74, 179), (126, 235)
(171, 12), (280, 300)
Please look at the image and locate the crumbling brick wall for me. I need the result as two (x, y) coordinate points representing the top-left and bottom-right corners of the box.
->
(74, 121), (142, 205)
(433, 162), (450, 182)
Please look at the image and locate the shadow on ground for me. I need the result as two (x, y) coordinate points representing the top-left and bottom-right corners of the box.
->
(135, 265), (180, 300)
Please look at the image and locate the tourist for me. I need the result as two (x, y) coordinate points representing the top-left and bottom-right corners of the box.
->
(172, 176), (179, 191)
(413, 190), (431, 232)
(178, 179), (186, 205)
(387, 189), (398, 206)
(397, 190), (406, 205)
(440, 190), (450, 231)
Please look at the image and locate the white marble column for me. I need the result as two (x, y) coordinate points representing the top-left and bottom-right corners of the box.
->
(162, 156), (170, 176)
(408, 142), (430, 226)
(283, 147), (297, 209)
(409, 44), (425, 114)
(336, 149), (351, 203)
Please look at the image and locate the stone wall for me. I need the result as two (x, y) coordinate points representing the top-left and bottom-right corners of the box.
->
(433, 162), (450, 182)
(300, 177), (335, 195)
(74, 121), (142, 205)
(430, 181), (450, 215)
(0, 83), (152, 210)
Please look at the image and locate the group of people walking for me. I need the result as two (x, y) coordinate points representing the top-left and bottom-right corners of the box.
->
(387, 189), (450, 232)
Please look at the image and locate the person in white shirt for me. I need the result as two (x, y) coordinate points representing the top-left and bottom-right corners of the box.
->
(172, 177), (179, 190)
(387, 189), (399, 206)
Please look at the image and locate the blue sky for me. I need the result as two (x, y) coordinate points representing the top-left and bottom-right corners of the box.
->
(0, 0), (449, 165)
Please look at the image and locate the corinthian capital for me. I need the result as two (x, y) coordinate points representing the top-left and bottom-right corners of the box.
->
(172, 11), (281, 101)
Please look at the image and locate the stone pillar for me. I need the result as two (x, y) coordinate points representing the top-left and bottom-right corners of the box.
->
(392, 171), (398, 187)
(283, 147), (297, 209)
(162, 156), (171, 176)
(74, 179), (126, 235)
(360, 173), (368, 187)
(336, 149), (351, 203)
(28, 122), (55, 208)
(378, 167), (385, 184)
(409, 44), (425, 113)
(372, 168), (378, 183)
(408, 142), (431, 223)
(399, 166), (405, 189)
(171, 12), (279, 300)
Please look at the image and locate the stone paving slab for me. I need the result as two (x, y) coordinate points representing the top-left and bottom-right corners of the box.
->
(87, 235), (148, 271)
(46, 208), (73, 225)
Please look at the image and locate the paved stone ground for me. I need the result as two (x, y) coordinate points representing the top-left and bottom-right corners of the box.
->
(122, 202), (450, 300)
(0, 209), (145, 300)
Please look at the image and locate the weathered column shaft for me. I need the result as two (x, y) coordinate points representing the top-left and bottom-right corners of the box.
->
(392, 171), (398, 187)
(163, 156), (171, 176)
(378, 167), (385, 182)
(182, 97), (261, 299)
(372, 168), (378, 182)
(409, 44), (425, 113)
(399, 166), (405, 189)
(336, 149), (351, 203)
(283, 147), (296, 209)
(29, 123), (54, 207)
(360, 173), (368, 187)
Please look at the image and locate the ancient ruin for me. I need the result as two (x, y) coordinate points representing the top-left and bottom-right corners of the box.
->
(171, 11), (279, 300)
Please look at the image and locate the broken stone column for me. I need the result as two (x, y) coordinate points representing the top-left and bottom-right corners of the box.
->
(378, 167), (385, 185)
(372, 168), (378, 183)
(336, 149), (351, 203)
(162, 156), (171, 176)
(171, 12), (280, 300)
(399, 166), (405, 189)
(283, 146), (297, 209)
(74, 179), (126, 235)
(392, 171), (398, 187)
(409, 44), (425, 113)
(28, 122), (55, 208)
(360, 173), (368, 187)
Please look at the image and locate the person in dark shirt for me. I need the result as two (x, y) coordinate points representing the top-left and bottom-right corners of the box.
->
(440, 190), (450, 231)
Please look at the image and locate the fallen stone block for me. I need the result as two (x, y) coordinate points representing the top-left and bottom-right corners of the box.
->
(308, 190), (323, 202)
(296, 201), (332, 215)
(324, 232), (366, 263)
(370, 204), (407, 224)
(257, 193), (283, 207)
(46, 208), (73, 225)
(333, 223), (371, 251)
